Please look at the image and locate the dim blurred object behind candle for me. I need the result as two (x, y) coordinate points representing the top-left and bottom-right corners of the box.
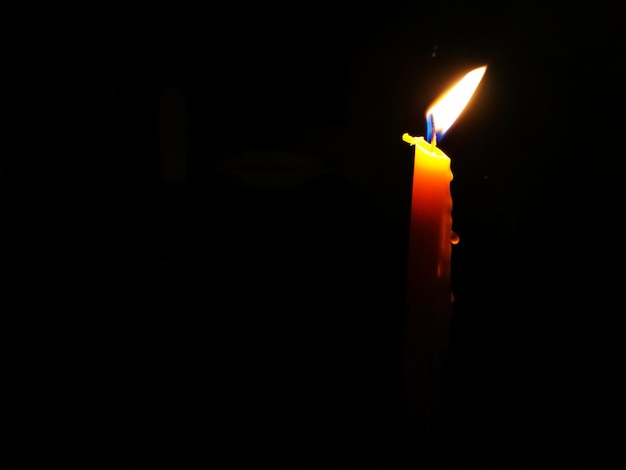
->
(402, 66), (487, 431)
(159, 84), (188, 188)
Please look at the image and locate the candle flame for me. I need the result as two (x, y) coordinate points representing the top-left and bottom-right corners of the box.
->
(426, 65), (487, 141)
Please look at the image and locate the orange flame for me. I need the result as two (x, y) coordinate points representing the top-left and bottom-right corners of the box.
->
(426, 65), (487, 139)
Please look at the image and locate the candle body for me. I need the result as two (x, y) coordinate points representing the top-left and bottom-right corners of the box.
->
(404, 136), (453, 425)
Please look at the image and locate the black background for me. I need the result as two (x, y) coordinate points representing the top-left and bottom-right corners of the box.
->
(3, 2), (625, 468)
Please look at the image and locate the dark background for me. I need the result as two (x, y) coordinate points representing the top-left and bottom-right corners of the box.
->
(3, 2), (625, 468)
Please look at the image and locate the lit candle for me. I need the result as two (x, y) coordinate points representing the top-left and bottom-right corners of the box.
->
(403, 65), (487, 429)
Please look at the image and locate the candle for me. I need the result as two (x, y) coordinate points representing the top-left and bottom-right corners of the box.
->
(403, 65), (487, 430)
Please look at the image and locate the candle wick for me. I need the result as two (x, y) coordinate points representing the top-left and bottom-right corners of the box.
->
(427, 113), (437, 150)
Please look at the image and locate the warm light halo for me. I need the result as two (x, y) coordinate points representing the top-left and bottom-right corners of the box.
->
(426, 65), (487, 140)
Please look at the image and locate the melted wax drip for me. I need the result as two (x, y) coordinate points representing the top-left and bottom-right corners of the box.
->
(451, 231), (459, 245)
(451, 231), (459, 301)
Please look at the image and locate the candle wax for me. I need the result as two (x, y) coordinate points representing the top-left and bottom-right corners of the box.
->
(404, 135), (454, 423)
